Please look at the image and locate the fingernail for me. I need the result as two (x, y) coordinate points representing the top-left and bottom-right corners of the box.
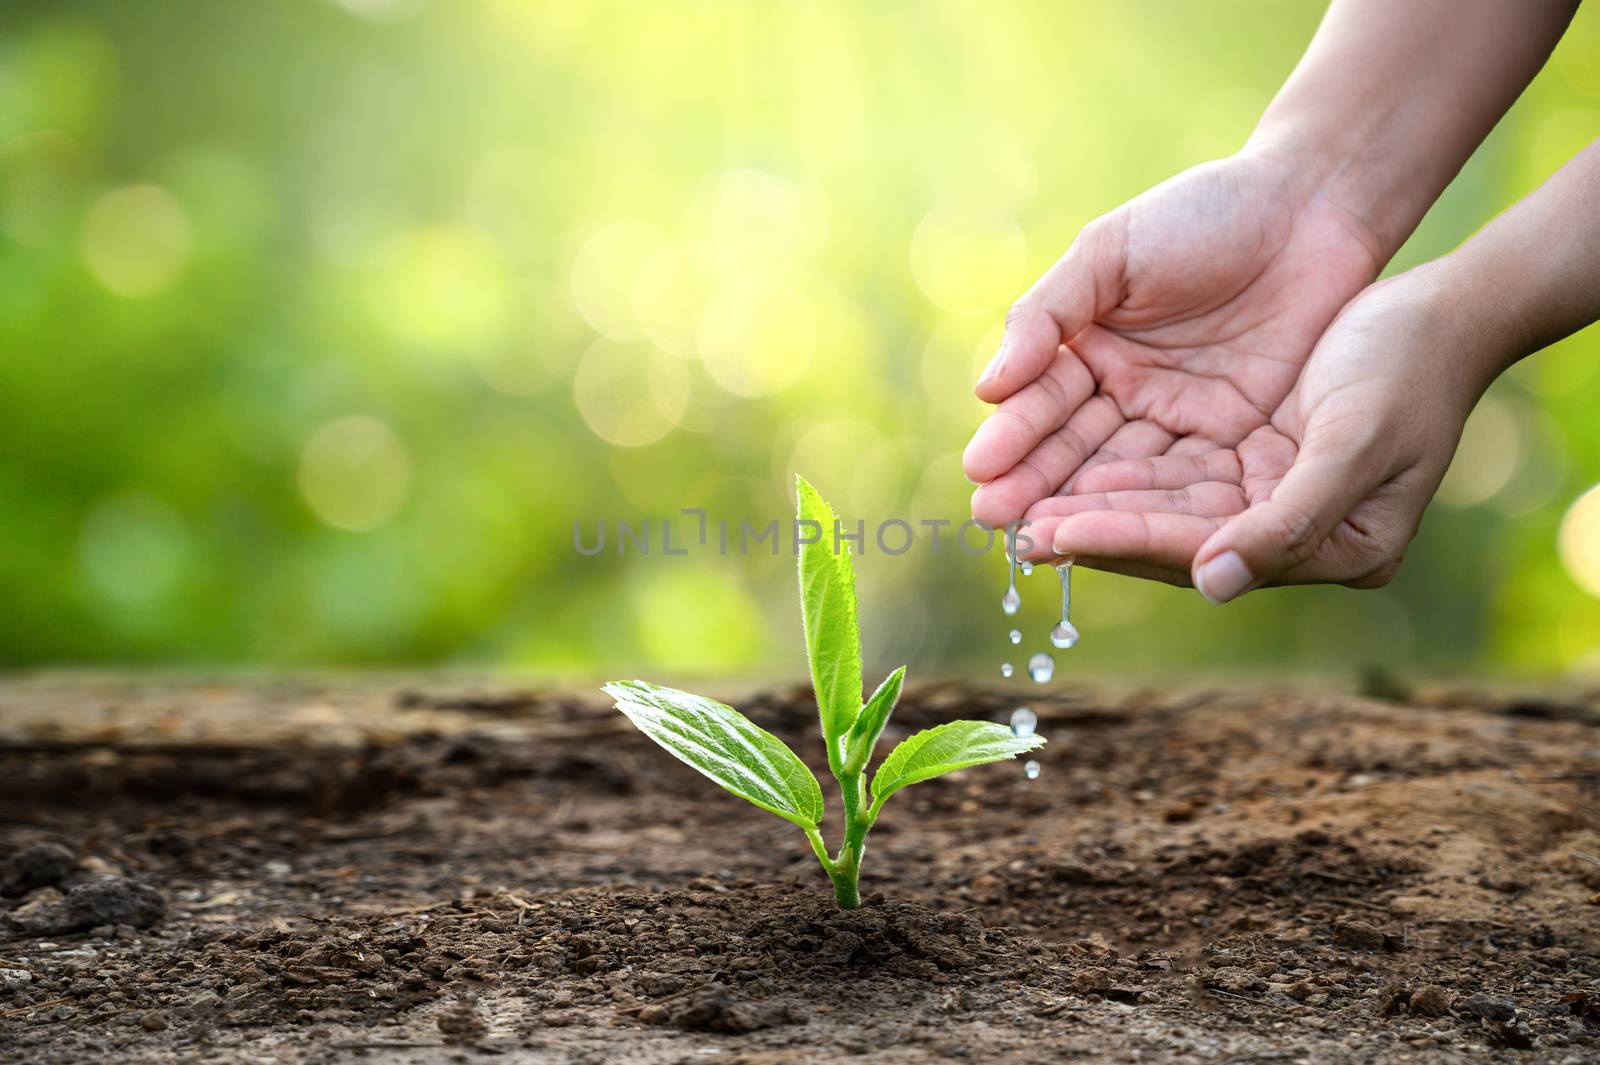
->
(976, 343), (1006, 387)
(1194, 550), (1252, 604)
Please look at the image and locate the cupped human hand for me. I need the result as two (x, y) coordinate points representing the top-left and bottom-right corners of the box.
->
(1019, 270), (1485, 600)
(964, 150), (1381, 532)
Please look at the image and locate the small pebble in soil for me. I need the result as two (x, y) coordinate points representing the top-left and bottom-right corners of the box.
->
(1331, 917), (1392, 952)
(437, 1000), (487, 1042)
(1409, 985), (1454, 1016)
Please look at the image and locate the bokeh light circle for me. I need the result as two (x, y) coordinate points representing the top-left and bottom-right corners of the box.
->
(299, 415), (413, 531)
(909, 208), (1027, 314)
(570, 221), (665, 335)
(697, 280), (816, 397)
(783, 420), (884, 506)
(78, 493), (190, 606)
(1436, 395), (1524, 507)
(573, 333), (689, 447)
(1557, 483), (1600, 599)
(633, 241), (711, 356)
(82, 184), (192, 297)
(695, 169), (827, 278)
(374, 226), (513, 351)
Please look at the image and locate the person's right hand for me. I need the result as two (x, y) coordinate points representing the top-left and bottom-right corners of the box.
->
(964, 150), (1381, 539)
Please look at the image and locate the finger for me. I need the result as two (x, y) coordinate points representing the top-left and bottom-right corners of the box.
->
(963, 355), (1095, 483)
(1024, 510), (1223, 573)
(1025, 481), (1247, 521)
(1059, 419), (1175, 492)
(1072, 449), (1242, 494)
(975, 219), (1123, 403)
(1011, 521), (1193, 583)
(970, 395), (1122, 528)
(1077, 557), (1194, 586)
(1191, 417), (1388, 603)
(1166, 434), (1222, 456)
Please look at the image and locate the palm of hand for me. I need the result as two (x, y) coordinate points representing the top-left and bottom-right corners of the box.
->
(1022, 282), (1456, 588)
(967, 155), (1379, 533)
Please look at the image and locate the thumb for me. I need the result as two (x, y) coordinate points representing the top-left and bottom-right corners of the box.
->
(1191, 421), (1382, 603)
(975, 217), (1123, 403)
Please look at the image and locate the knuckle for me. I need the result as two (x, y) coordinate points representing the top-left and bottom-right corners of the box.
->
(1080, 214), (1114, 247)
(1004, 295), (1036, 328)
(1271, 508), (1321, 564)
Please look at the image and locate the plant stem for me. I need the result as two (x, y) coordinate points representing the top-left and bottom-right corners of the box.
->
(829, 858), (860, 909)
(826, 771), (872, 910)
(803, 826), (834, 875)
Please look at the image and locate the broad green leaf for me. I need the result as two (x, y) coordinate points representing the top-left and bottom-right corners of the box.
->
(871, 720), (1044, 805)
(795, 475), (863, 763)
(604, 680), (824, 828)
(843, 665), (906, 772)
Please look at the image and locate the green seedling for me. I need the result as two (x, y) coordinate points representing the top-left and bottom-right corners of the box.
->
(604, 476), (1044, 909)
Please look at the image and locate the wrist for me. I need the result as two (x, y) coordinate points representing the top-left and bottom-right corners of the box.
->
(1239, 120), (1418, 265)
(1381, 258), (1515, 409)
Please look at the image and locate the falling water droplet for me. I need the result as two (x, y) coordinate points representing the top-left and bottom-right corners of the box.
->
(1051, 560), (1078, 648)
(1008, 628), (1022, 645)
(1050, 621), (1079, 649)
(1019, 560), (1034, 576)
(1000, 662), (1014, 678)
(1002, 528), (1021, 615)
(1026, 652), (1054, 684)
(1009, 706), (1037, 738)
(1023, 759), (1041, 780)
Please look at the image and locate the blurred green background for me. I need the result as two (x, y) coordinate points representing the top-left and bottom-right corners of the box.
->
(2, 0), (1598, 677)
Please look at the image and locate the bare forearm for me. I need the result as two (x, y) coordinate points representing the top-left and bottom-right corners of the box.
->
(1425, 137), (1600, 392)
(1246, 0), (1577, 260)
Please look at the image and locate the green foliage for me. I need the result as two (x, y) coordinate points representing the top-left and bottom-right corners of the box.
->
(795, 474), (863, 770)
(843, 665), (905, 775)
(606, 478), (1044, 909)
(603, 679), (824, 829)
(3, 2), (1597, 669)
(871, 720), (1042, 805)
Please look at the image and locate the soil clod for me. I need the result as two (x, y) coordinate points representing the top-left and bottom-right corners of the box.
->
(1, 841), (76, 897)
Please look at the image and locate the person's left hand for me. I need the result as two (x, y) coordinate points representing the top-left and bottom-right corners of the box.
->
(964, 150), (1381, 533)
(1017, 268), (1488, 600)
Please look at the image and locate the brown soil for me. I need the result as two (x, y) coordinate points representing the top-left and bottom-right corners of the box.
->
(2, 674), (1599, 1063)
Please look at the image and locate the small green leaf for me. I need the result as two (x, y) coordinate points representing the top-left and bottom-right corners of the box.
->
(795, 475), (863, 767)
(605, 680), (824, 828)
(843, 665), (906, 773)
(871, 720), (1044, 805)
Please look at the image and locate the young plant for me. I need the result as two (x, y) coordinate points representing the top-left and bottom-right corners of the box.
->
(604, 476), (1044, 910)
